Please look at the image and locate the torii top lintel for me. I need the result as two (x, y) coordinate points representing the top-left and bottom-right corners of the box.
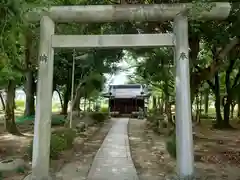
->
(26, 2), (231, 23)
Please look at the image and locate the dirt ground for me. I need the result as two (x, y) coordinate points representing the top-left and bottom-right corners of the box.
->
(2, 117), (240, 179)
(128, 119), (240, 180)
(55, 119), (114, 179)
(0, 118), (113, 180)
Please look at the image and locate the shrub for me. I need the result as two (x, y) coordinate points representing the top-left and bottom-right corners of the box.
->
(166, 132), (176, 159)
(146, 114), (159, 131)
(27, 132), (71, 160)
(89, 112), (107, 123)
(16, 114), (66, 125)
(51, 115), (66, 125)
(146, 114), (156, 122)
(50, 134), (68, 159)
(52, 128), (76, 148)
(100, 107), (108, 113)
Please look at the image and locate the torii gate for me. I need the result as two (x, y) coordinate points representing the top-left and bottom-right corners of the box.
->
(25, 3), (231, 180)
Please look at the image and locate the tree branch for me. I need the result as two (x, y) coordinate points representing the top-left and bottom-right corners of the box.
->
(218, 36), (239, 60)
(191, 37), (240, 96)
(207, 80), (215, 90)
(232, 70), (240, 88)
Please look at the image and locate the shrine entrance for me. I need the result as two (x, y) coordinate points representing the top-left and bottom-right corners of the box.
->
(26, 3), (231, 180)
(109, 98), (144, 114)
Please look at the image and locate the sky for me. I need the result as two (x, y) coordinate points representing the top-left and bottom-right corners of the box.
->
(107, 56), (135, 85)
(109, 50), (137, 85)
(112, 71), (128, 85)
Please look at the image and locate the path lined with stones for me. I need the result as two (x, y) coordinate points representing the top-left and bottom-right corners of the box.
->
(87, 118), (139, 180)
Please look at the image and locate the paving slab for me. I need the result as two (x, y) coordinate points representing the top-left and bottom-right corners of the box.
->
(87, 118), (139, 180)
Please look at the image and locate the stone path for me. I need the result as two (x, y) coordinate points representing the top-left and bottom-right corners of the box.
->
(54, 120), (114, 180)
(87, 118), (139, 180)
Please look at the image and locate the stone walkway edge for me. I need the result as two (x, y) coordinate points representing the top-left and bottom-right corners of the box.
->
(87, 118), (139, 180)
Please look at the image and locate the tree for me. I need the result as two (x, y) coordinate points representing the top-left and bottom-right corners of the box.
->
(0, 0), (26, 134)
(128, 48), (175, 123)
(1, 0), (240, 134)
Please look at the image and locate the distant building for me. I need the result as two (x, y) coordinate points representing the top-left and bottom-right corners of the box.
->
(103, 84), (150, 116)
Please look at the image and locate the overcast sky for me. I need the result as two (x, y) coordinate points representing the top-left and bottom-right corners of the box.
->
(111, 50), (136, 85)
(110, 57), (135, 85)
(112, 72), (127, 84)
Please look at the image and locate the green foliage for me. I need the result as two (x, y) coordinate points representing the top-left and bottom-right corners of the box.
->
(128, 48), (175, 103)
(89, 112), (108, 123)
(52, 128), (76, 148)
(16, 115), (34, 124)
(79, 73), (106, 98)
(166, 132), (176, 159)
(27, 135), (65, 160)
(100, 107), (108, 113)
(54, 48), (121, 101)
(27, 129), (76, 160)
(16, 166), (26, 174)
(1, 0), (240, 130)
(49, 134), (68, 159)
(146, 113), (161, 133)
(51, 115), (66, 125)
(15, 100), (25, 108)
(16, 114), (66, 125)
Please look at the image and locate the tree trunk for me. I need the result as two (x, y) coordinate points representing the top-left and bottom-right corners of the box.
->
(24, 29), (35, 116)
(0, 91), (5, 110)
(223, 60), (233, 128)
(223, 98), (231, 128)
(79, 98), (82, 111)
(213, 72), (223, 128)
(238, 96), (240, 118)
(158, 94), (164, 113)
(62, 84), (70, 115)
(230, 103), (235, 119)
(195, 93), (200, 123)
(191, 37), (239, 100)
(204, 88), (209, 115)
(56, 89), (63, 111)
(5, 81), (21, 135)
(157, 96), (161, 111)
(199, 92), (203, 123)
(24, 70), (35, 116)
(88, 100), (91, 111)
(72, 89), (81, 110)
(71, 80), (84, 111)
(61, 69), (71, 115)
(83, 97), (87, 111)
(152, 96), (157, 110)
(163, 83), (173, 125)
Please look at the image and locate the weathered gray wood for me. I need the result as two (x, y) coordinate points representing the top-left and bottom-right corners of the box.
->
(31, 16), (55, 180)
(26, 3), (231, 23)
(174, 14), (194, 178)
(51, 34), (174, 48)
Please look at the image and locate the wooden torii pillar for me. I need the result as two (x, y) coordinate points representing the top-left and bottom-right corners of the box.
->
(25, 3), (231, 180)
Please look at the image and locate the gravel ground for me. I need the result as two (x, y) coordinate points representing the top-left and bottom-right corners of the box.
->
(128, 119), (240, 180)
(128, 119), (174, 180)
